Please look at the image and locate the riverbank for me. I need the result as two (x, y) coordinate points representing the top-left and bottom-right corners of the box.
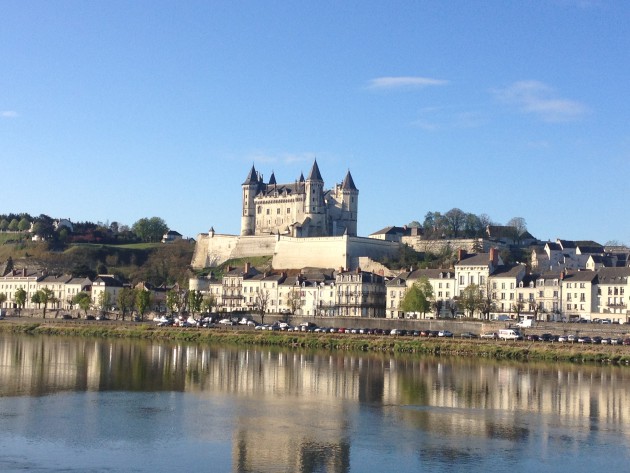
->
(2, 318), (630, 365)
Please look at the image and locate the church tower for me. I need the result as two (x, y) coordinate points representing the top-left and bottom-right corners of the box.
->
(241, 164), (259, 236)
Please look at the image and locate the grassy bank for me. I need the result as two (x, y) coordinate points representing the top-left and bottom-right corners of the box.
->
(2, 320), (630, 365)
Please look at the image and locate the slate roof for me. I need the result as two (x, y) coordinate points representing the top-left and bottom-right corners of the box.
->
(408, 269), (454, 280)
(596, 267), (630, 284)
(491, 264), (525, 278)
(341, 170), (357, 191)
(307, 159), (323, 181)
(456, 253), (492, 266)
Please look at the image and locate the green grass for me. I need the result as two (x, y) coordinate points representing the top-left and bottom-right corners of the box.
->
(2, 321), (630, 366)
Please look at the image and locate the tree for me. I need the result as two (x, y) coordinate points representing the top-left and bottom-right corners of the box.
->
(460, 284), (483, 317)
(444, 208), (467, 238)
(0, 292), (6, 309)
(136, 290), (152, 321)
(132, 217), (169, 243)
(97, 291), (111, 314)
(478, 282), (496, 320)
(117, 287), (136, 321)
(286, 287), (303, 316)
(32, 288), (54, 318)
(73, 292), (92, 317)
(254, 289), (270, 325)
(201, 294), (217, 314)
(188, 290), (203, 318)
(166, 289), (178, 314)
(15, 288), (26, 316)
(18, 217), (31, 232)
(8, 219), (19, 231)
(0, 219), (8, 231)
(512, 300), (525, 319)
(400, 277), (433, 318)
(506, 217), (527, 244)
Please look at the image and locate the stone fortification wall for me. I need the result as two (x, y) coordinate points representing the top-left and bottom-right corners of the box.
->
(347, 237), (400, 264)
(230, 235), (278, 259)
(192, 233), (278, 269)
(402, 237), (492, 254)
(192, 233), (401, 271)
(272, 236), (349, 270)
(191, 233), (240, 268)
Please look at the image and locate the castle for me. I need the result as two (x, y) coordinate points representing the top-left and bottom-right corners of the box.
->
(241, 160), (358, 237)
(191, 160), (399, 270)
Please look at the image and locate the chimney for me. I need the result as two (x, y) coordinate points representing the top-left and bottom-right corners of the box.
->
(457, 249), (467, 261)
(490, 248), (499, 266)
(22, 268), (27, 277)
(356, 266), (361, 274)
(244, 262), (251, 274)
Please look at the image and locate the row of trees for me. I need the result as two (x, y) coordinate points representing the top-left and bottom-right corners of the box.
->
(409, 209), (527, 240)
(1, 212), (171, 245)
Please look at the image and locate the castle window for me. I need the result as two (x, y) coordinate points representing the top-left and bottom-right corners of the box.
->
(266, 209), (270, 215)
(287, 208), (290, 213)
(258, 206), (262, 214)
(277, 208), (280, 214)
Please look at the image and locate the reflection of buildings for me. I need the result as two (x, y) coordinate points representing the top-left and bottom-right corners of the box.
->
(3, 335), (630, 471)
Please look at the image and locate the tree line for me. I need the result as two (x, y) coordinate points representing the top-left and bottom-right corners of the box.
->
(409, 209), (527, 240)
(0, 213), (171, 245)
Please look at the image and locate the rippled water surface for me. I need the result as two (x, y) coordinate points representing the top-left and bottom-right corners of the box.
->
(1, 334), (630, 472)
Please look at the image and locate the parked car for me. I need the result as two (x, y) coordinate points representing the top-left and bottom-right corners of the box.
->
(540, 333), (555, 342)
(480, 332), (498, 339)
(438, 330), (453, 338)
(460, 332), (478, 339)
(218, 318), (235, 325)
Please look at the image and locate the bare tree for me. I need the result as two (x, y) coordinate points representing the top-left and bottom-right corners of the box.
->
(286, 287), (303, 317)
(254, 289), (270, 325)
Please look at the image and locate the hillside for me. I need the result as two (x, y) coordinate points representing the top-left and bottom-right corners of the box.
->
(0, 238), (195, 286)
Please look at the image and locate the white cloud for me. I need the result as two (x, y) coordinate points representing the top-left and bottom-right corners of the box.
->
(1, 111), (18, 118)
(367, 76), (449, 90)
(493, 80), (587, 122)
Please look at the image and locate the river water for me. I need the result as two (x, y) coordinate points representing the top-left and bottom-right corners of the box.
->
(1, 333), (630, 473)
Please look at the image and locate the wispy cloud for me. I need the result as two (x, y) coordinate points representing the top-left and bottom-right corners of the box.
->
(367, 76), (449, 90)
(493, 80), (587, 122)
(1, 111), (18, 118)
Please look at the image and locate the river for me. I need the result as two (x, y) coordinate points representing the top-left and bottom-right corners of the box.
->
(0, 333), (629, 472)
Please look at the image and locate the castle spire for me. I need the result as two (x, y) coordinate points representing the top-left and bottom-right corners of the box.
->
(243, 164), (258, 185)
(306, 159), (323, 181)
(268, 171), (277, 185)
(341, 170), (357, 191)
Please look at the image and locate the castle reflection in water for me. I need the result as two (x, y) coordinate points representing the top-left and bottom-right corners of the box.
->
(1, 334), (629, 472)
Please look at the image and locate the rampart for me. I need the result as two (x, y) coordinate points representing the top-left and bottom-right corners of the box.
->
(192, 233), (401, 271)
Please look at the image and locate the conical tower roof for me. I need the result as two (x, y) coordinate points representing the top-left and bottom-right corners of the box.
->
(299, 172), (305, 183)
(341, 170), (357, 191)
(306, 159), (323, 181)
(268, 171), (277, 185)
(242, 164), (258, 185)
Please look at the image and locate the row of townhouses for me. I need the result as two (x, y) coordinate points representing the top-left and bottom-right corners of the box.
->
(3, 237), (630, 322)
(190, 263), (386, 318)
(0, 269), (173, 313)
(189, 245), (630, 323)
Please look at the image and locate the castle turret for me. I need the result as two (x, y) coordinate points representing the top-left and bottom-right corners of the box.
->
(304, 159), (326, 235)
(241, 164), (258, 236)
(340, 170), (358, 236)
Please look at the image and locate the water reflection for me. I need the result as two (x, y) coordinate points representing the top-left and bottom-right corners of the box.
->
(1, 334), (630, 472)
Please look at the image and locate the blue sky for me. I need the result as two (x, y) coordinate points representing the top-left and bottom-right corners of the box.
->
(1, 1), (629, 245)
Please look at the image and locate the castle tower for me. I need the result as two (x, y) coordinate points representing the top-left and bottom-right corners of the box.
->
(241, 164), (259, 236)
(305, 160), (325, 234)
(340, 170), (359, 236)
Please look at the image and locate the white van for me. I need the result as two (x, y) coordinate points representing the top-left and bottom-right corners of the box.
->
(498, 329), (523, 340)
